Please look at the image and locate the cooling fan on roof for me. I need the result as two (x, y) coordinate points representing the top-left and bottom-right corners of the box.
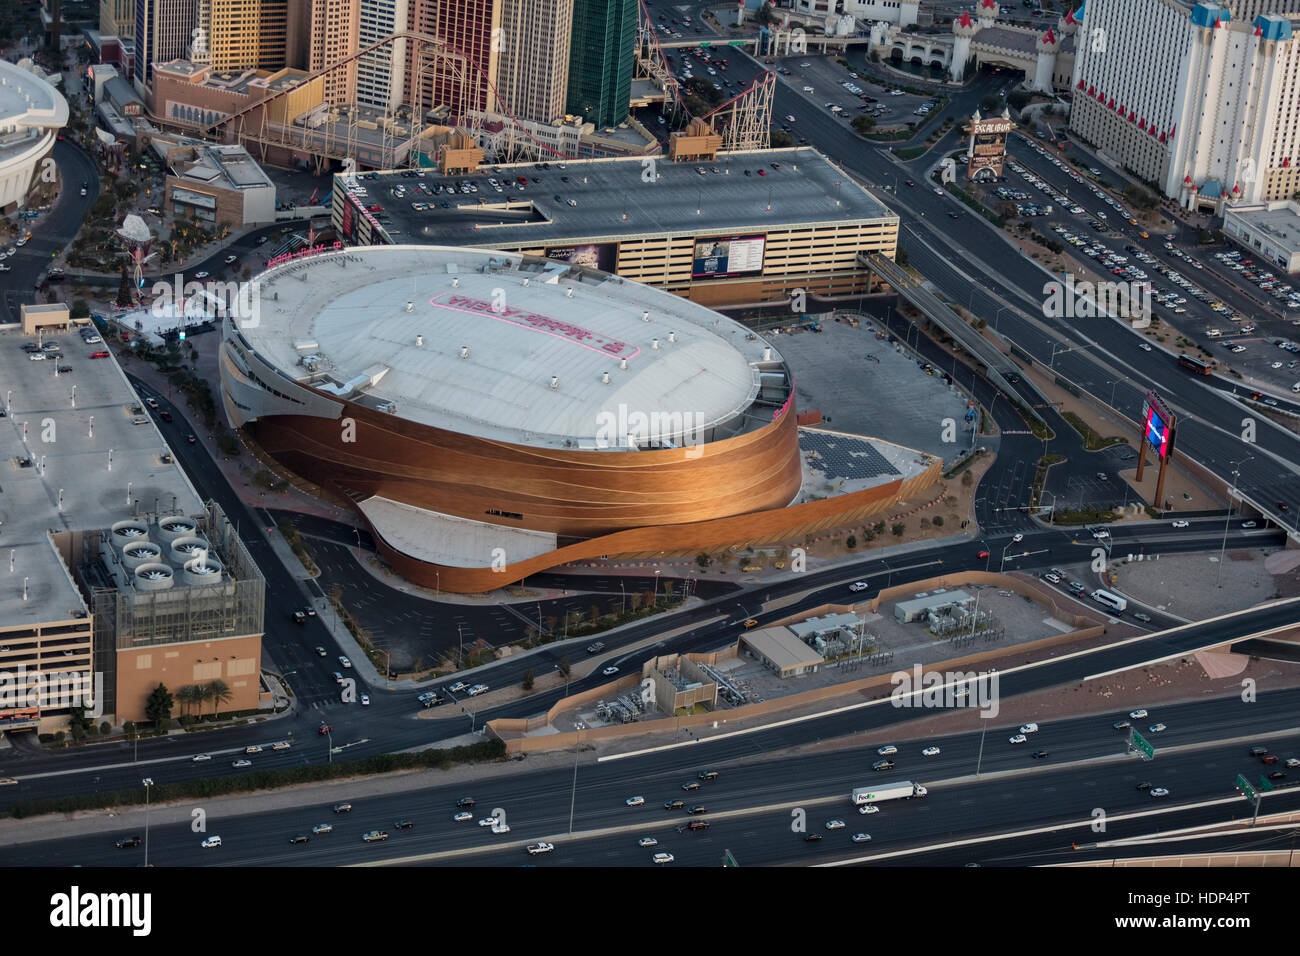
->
(138, 569), (170, 580)
(117, 527), (146, 537)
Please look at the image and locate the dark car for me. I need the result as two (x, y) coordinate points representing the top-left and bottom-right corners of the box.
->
(872, 759), (894, 771)
(394, 820), (414, 830)
(682, 781), (700, 791)
(1030, 750), (1049, 759)
(905, 180), (915, 187)
(292, 610), (307, 625)
(686, 820), (710, 831)
(698, 771), (719, 781)
(1268, 771), (1287, 780)
(456, 797), (476, 808)
(186, 434), (196, 444)
(1249, 746), (1269, 756)
(288, 834), (310, 844)
(686, 805), (708, 815)
(664, 799), (685, 810)
(1135, 781), (1153, 791)
(159, 410), (172, 422)
(115, 836), (142, 848)
(804, 833), (822, 842)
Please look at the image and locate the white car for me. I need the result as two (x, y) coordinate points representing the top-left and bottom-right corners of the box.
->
(360, 694), (370, 706)
(1139, 343), (1152, 351)
(192, 753), (211, 762)
(244, 745), (263, 754)
(194, 271), (209, 280)
(1171, 520), (1189, 528)
(1092, 529), (1110, 539)
(1019, 723), (1039, 734)
(921, 746), (941, 757)
(312, 823), (333, 834)
(934, 186), (945, 196)
(200, 836), (222, 848)
(1150, 787), (1170, 798)
(825, 820), (846, 830)
(1009, 734), (1028, 744)
(877, 745), (897, 756)
(626, 796), (645, 807)
(652, 852), (675, 864)
(785, 114), (796, 122)
(526, 842), (554, 855)
(858, 804), (880, 815)
(478, 817), (498, 827)
(1129, 709), (1148, 719)
(448, 681), (469, 693)
(491, 823), (511, 834)
(231, 759), (251, 768)
(224, 255), (238, 264)
(851, 833), (872, 843)
(603, 666), (619, 676)
(638, 836), (658, 847)
(849, 582), (869, 592)
(1012, 533), (1024, 542)
(1149, 723), (1167, 733)
(339, 656), (352, 668)
(467, 684), (489, 696)
(452, 811), (473, 822)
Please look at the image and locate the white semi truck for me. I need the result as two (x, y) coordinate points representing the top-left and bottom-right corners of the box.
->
(852, 782), (928, 805)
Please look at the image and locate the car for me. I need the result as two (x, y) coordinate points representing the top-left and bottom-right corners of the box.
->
(877, 745), (898, 756)
(857, 803), (881, 816)
(682, 781), (700, 791)
(1129, 709), (1148, 720)
(339, 656), (352, 668)
(232, 759), (252, 768)
(686, 805), (708, 815)
(1019, 723), (1038, 734)
(90, 350), (109, 359)
(977, 550), (990, 559)
(115, 836), (142, 848)
(1133, 612), (1152, 624)
(332, 803), (352, 813)
(626, 795), (645, 806)
(224, 255), (238, 264)
(452, 811), (473, 822)
(362, 830), (389, 842)
(698, 771), (719, 781)
(1149, 788), (1170, 798)
(1268, 770), (1288, 780)
(652, 852), (675, 864)
(1009, 734), (1027, 744)
(825, 820), (846, 830)
(192, 753), (211, 762)
(1171, 520), (1189, 528)
(244, 745), (262, 754)
(477, 817), (498, 827)
(201, 836), (222, 848)
(586, 641), (605, 653)
(1242, 520), (1258, 528)
(194, 271), (209, 280)
(360, 694), (370, 706)
(1092, 529), (1110, 539)
(602, 666), (619, 676)
(872, 759), (894, 771)
(1031, 750), (1050, 759)
(921, 746), (941, 757)
(1135, 781), (1153, 791)
(1280, 502), (1291, 512)
(394, 820), (414, 830)
(186, 434), (196, 444)
(331, 671), (344, 683)
(850, 832), (872, 843)
(1287, 758), (1300, 769)
(849, 581), (869, 592)
(318, 723), (333, 736)
(467, 683), (489, 696)
(664, 799), (685, 809)
(311, 823), (333, 834)
(1012, 533), (1024, 543)
(289, 834), (310, 845)
(526, 842), (554, 855)
(757, 168), (766, 176)
(492, 823), (512, 834)
(1260, 754), (1279, 764)
(804, 833), (822, 842)
(1148, 723), (1167, 733)
(272, 740), (291, 751)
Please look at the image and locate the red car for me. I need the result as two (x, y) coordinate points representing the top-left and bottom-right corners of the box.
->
(159, 410), (172, 422)
(977, 550), (990, 559)
(89, 350), (109, 359)
(318, 724), (333, 735)
(1261, 754), (1279, 764)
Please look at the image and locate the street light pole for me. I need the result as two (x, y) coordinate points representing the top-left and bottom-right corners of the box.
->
(326, 729), (333, 765)
(974, 721), (988, 777)
(143, 777), (154, 866)
(568, 725), (582, 834)
(1216, 459), (1250, 587)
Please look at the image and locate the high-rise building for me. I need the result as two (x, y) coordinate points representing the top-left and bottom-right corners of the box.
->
(308, 0), (359, 105)
(1070, 0), (1300, 210)
(496, 0), (572, 124)
(134, 0), (197, 91)
(206, 0), (290, 72)
(406, 0), (501, 116)
(566, 0), (634, 129)
(100, 0), (137, 39)
(356, 0), (409, 108)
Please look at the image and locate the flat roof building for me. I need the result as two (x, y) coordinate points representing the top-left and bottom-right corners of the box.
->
(894, 589), (974, 624)
(1223, 200), (1300, 274)
(741, 626), (824, 678)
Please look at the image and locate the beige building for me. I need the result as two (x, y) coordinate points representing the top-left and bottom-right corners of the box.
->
(406, 0), (501, 115)
(496, 0), (572, 124)
(207, 0), (291, 72)
(100, 0), (137, 39)
(309, 0), (359, 105)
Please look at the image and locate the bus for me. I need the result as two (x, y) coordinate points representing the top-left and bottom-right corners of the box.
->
(1090, 589), (1128, 613)
(1178, 354), (1213, 375)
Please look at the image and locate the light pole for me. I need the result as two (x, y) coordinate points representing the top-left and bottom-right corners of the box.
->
(326, 728), (333, 765)
(994, 306), (1009, 332)
(568, 724), (582, 834)
(974, 719), (989, 777)
(143, 777), (154, 866)
(1216, 457), (1251, 587)
(653, 569), (661, 605)
(999, 540), (1014, 572)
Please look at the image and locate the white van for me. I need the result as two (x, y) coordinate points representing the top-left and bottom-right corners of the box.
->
(1091, 589), (1127, 612)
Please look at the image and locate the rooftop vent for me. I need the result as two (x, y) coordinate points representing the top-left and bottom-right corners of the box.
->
(460, 346), (470, 359)
(550, 376), (559, 391)
(602, 371), (610, 384)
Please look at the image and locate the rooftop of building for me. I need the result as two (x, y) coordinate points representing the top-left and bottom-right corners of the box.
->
(171, 142), (274, 192)
(0, 324), (204, 628)
(337, 146), (895, 248)
(1226, 200), (1300, 254)
(0, 58), (68, 152)
(238, 244), (784, 449)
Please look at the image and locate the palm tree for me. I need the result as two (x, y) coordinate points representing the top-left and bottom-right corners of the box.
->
(177, 684), (200, 717)
(195, 683), (215, 718)
(206, 680), (233, 717)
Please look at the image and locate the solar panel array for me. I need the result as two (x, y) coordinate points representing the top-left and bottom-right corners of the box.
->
(799, 431), (900, 481)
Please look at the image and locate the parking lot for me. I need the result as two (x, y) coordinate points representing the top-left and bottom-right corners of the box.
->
(770, 54), (935, 132)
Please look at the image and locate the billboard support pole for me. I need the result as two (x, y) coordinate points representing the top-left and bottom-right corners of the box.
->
(1134, 419), (1146, 483)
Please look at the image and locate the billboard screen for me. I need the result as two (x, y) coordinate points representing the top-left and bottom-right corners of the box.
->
(544, 242), (617, 273)
(692, 235), (766, 278)
(1143, 393), (1173, 459)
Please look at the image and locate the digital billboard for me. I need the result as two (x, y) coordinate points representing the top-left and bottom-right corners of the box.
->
(692, 235), (766, 279)
(1142, 391), (1174, 459)
(544, 242), (617, 273)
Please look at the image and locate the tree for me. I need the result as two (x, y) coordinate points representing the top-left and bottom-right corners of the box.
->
(695, 552), (712, 569)
(891, 522), (905, 537)
(521, 668), (534, 691)
(771, 130), (795, 148)
(70, 298), (90, 319)
(846, 534), (857, 549)
(557, 656), (570, 678)
(852, 114), (877, 136)
(207, 679), (233, 715)
(895, 247), (909, 267)
(144, 684), (174, 726)
(116, 266), (133, 308)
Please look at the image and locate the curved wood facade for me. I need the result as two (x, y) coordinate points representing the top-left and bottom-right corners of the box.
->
(250, 393), (803, 539)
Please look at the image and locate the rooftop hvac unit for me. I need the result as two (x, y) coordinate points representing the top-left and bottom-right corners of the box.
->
(134, 563), (175, 591)
(182, 555), (223, 586)
(157, 517), (197, 543)
(169, 535), (211, 565)
(110, 520), (150, 551)
(122, 542), (162, 570)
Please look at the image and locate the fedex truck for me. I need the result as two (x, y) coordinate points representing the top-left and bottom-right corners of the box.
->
(852, 782), (928, 805)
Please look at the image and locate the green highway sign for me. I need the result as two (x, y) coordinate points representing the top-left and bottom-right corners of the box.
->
(1236, 774), (1257, 801)
(729, 40), (744, 46)
(723, 848), (739, 867)
(700, 41), (712, 47)
(1259, 775), (1274, 792)
(1130, 729), (1154, 760)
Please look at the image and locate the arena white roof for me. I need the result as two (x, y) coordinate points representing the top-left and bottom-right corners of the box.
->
(241, 245), (783, 449)
(0, 58), (68, 140)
